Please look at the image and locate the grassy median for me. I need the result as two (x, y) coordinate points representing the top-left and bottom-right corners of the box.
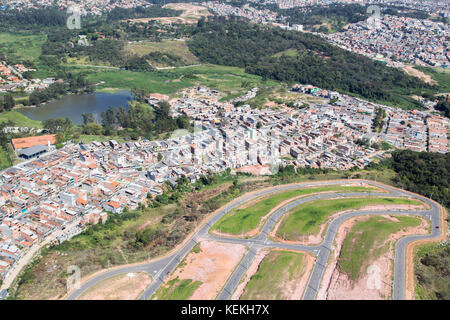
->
(276, 197), (423, 241)
(211, 185), (378, 235)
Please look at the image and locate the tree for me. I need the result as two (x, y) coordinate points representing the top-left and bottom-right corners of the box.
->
(101, 106), (116, 127)
(82, 123), (103, 135)
(115, 106), (129, 128)
(82, 113), (94, 125)
(3, 94), (15, 111)
(176, 114), (190, 129)
(42, 117), (72, 134)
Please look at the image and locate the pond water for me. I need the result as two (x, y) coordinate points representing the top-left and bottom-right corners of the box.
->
(18, 90), (132, 125)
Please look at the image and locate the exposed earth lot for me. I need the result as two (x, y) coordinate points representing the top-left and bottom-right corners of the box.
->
(318, 215), (430, 300)
(78, 271), (152, 300)
(124, 3), (211, 25)
(152, 240), (247, 300)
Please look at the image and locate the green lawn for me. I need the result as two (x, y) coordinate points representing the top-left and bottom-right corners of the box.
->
(240, 250), (307, 300)
(339, 216), (423, 281)
(152, 277), (202, 300)
(0, 111), (42, 128)
(276, 197), (423, 241)
(211, 185), (378, 235)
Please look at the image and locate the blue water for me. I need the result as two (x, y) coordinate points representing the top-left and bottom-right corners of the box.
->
(18, 90), (132, 125)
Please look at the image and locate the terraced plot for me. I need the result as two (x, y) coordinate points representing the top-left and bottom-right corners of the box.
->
(275, 197), (424, 241)
(339, 216), (424, 280)
(239, 250), (314, 300)
(152, 241), (246, 300)
(211, 185), (379, 236)
(321, 215), (428, 300)
(153, 277), (202, 300)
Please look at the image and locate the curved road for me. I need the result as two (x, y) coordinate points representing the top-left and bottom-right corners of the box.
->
(65, 180), (443, 300)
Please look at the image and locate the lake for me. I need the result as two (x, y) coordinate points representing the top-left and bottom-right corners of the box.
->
(18, 90), (132, 125)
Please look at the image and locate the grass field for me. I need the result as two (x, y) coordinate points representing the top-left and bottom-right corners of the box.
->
(414, 66), (450, 93)
(0, 111), (42, 128)
(211, 185), (378, 235)
(81, 64), (280, 99)
(77, 135), (127, 144)
(338, 216), (423, 281)
(240, 250), (307, 300)
(276, 197), (423, 241)
(0, 32), (46, 62)
(152, 277), (202, 300)
(273, 49), (299, 58)
(125, 40), (199, 66)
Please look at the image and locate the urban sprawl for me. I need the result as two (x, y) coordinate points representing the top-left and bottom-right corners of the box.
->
(0, 83), (448, 284)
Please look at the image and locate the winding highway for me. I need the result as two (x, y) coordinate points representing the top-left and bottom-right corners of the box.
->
(65, 180), (444, 300)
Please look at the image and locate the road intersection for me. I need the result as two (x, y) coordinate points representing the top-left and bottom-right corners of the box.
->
(65, 180), (443, 300)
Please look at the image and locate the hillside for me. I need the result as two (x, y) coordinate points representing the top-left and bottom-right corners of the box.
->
(188, 18), (432, 107)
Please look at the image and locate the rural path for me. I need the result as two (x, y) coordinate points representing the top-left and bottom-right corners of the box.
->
(65, 180), (444, 300)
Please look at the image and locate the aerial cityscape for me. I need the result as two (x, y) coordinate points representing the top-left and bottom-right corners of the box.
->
(0, 0), (448, 307)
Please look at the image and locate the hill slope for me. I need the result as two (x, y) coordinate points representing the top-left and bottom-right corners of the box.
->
(188, 18), (432, 106)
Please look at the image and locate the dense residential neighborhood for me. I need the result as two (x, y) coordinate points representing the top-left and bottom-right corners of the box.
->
(0, 0), (448, 303)
(0, 80), (448, 284)
(0, 61), (56, 94)
(325, 15), (449, 67)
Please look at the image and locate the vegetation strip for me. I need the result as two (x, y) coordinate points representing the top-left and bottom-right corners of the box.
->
(211, 185), (378, 235)
(276, 197), (423, 241)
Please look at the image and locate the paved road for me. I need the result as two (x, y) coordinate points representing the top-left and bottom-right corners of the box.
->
(65, 180), (443, 300)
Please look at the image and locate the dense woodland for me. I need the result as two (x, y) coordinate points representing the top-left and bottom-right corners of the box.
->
(0, 7), (67, 30)
(0, 5), (181, 31)
(373, 150), (450, 208)
(80, 100), (190, 140)
(188, 18), (431, 105)
(28, 73), (94, 106)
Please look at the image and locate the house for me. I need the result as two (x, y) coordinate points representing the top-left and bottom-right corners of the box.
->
(11, 134), (56, 151)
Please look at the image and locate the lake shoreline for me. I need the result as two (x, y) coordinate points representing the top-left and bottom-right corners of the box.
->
(16, 90), (132, 125)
